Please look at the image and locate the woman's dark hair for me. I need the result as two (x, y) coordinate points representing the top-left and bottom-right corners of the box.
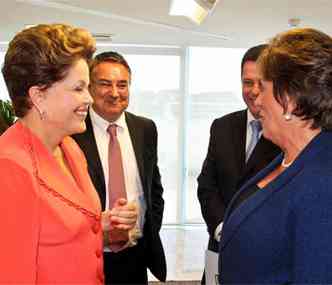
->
(2, 23), (96, 117)
(258, 28), (332, 130)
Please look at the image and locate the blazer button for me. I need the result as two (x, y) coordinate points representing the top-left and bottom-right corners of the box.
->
(95, 249), (102, 258)
(92, 222), (100, 234)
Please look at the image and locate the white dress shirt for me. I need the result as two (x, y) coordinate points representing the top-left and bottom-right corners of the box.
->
(89, 108), (146, 250)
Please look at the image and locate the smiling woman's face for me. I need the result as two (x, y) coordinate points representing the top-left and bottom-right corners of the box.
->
(39, 58), (93, 137)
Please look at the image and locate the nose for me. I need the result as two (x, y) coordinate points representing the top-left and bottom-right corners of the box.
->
(109, 86), (120, 98)
(254, 90), (262, 106)
(251, 82), (260, 97)
(85, 89), (94, 105)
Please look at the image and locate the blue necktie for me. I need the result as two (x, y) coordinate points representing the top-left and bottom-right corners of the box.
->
(246, 120), (262, 162)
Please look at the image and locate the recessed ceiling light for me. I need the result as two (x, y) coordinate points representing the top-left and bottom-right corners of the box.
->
(169, 0), (219, 25)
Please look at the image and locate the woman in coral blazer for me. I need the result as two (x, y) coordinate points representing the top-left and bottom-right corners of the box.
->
(0, 122), (104, 283)
(0, 23), (109, 284)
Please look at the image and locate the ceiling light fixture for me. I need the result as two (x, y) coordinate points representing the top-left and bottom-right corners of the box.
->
(169, 0), (219, 25)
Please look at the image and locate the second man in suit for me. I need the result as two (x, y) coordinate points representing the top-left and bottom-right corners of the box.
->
(73, 51), (166, 284)
(197, 44), (280, 283)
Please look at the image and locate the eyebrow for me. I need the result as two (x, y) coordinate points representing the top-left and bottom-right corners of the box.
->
(95, 78), (129, 83)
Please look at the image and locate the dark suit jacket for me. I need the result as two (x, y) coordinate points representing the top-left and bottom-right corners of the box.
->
(219, 131), (332, 284)
(73, 111), (166, 281)
(197, 109), (280, 251)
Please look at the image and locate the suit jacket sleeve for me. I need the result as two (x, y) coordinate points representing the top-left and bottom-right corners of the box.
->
(0, 159), (40, 283)
(148, 121), (164, 232)
(197, 119), (226, 237)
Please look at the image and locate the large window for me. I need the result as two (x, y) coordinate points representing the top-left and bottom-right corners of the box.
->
(121, 52), (182, 224)
(0, 46), (247, 225)
(108, 46), (246, 224)
(185, 47), (246, 223)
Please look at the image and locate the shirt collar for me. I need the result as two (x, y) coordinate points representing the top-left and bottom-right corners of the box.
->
(89, 107), (126, 133)
(247, 109), (256, 126)
(247, 109), (262, 133)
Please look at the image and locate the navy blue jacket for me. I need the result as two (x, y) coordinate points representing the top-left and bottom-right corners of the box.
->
(219, 131), (332, 284)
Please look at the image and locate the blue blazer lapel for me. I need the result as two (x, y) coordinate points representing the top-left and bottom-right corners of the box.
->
(220, 131), (331, 251)
(220, 155), (282, 250)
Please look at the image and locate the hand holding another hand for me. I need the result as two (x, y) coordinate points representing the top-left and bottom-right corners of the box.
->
(110, 198), (138, 231)
(101, 198), (138, 246)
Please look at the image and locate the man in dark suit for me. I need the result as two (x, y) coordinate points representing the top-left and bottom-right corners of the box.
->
(197, 44), (280, 283)
(73, 51), (166, 284)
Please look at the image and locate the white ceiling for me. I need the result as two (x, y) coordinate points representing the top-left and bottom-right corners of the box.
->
(1, 0), (332, 48)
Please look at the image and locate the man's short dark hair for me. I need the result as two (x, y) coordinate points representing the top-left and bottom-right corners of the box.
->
(241, 44), (267, 74)
(90, 51), (131, 76)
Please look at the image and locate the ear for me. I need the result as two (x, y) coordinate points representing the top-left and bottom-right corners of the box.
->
(284, 94), (297, 114)
(28, 85), (45, 107)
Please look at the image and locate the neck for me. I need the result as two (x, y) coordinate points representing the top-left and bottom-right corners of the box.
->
(282, 128), (321, 166)
(20, 113), (62, 154)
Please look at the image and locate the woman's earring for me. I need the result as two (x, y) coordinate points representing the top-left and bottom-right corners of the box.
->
(35, 105), (46, 121)
(40, 110), (47, 121)
(284, 113), (292, 121)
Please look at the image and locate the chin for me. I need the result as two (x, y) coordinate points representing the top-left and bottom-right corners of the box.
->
(262, 129), (273, 142)
(70, 122), (87, 135)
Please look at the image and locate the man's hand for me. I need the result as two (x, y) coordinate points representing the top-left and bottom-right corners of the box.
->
(101, 198), (138, 245)
(110, 198), (138, 230)
(101, 210), (112, 232)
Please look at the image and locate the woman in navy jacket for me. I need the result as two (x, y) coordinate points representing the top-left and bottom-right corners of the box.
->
(219, 28), (332, 284)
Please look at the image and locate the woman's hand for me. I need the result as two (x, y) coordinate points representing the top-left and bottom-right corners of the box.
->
(110, 198), (138, 230)
(101, 198), (138, 245)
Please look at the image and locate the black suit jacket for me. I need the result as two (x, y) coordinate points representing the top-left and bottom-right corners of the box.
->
(73, 111), (166, 281)
(197, 109), (280, 251)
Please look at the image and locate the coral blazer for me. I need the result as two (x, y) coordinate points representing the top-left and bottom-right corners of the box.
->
(0, 122), (103, 284)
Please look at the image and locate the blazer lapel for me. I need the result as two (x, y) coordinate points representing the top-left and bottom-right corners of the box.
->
(82, 115), (106, 189)
(29, 129), (100, 215)
(245, 137), (278, 168)
(73, 114), (106, 206)
(61, 137), (101, 212)
(231, 110), (247, 175)
(125, 112), (146, 190)
(220, 155), (296, 250)
(220, 131), (330, 251)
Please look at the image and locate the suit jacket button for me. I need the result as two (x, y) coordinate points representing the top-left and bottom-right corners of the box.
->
(92, 222), (100, 234)
(95, 249), (102, 258)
